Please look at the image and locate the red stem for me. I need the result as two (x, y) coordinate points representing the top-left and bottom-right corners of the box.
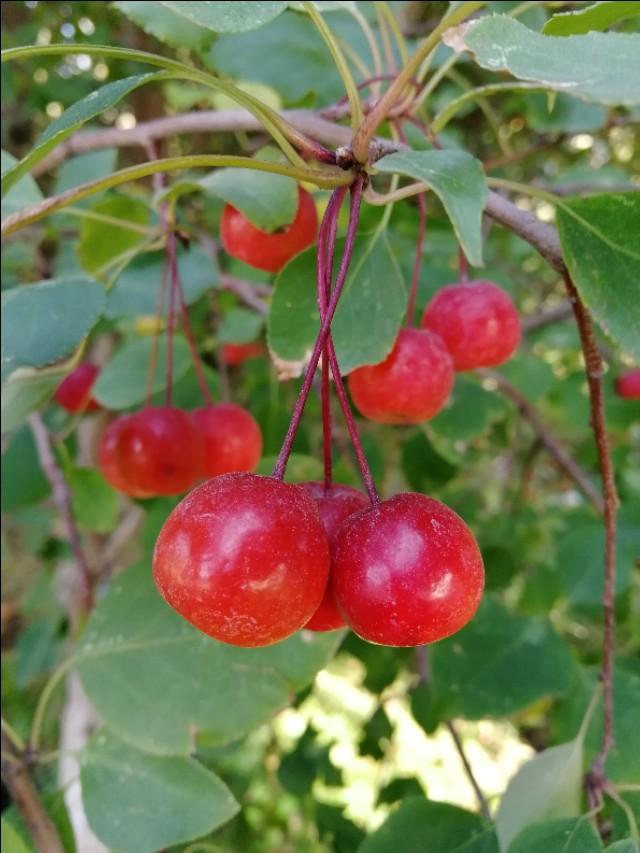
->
(407, 192), (427, 327)
(175, 272), (214, 406)
(165, 230), (178, 406)
(272, 174), (365, 481)
(317, 189), (380, 504)
(458, 246), (469, 283)
(321, 345), (333, 489)
(145, 254), (168, 407)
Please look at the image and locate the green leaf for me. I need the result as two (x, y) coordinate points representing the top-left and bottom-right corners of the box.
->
(15, 612), (63, 688)
(80, 728), (238, 853)
(76, 563), (340, 754)
(1, 74), (165, 197)
(453, 831), (500, 853)
(606, 842), (637, 853)
(431, 596), (573, 718)
(1, 818), (30, 853)
(358, 798), (485, 853)
(376, 150), (487, 266)
(543, 1), (640, 36)
(429, 376), (507, 445)
(218, 308), (264, 344)
(114, 1), (213, 50)
(556, 520), (639, 607)
(106, 245), (218, 318)
(1, 277), (105, 381)
(496, 740), (584, 850)
(1, 426), (51, 512)
(550, 666), (640, 784)
(92, 335), (191, 409)
(507, 817), (603, 853)
(201, 166), (298, 231)
(68, 468), (119, 533)
(556, 193), (640, 359)
(447, 15), (640, 106)
(54, 149), (118, 197)
(76, 196), (151, 276)
(160, 1), (287, 33)
(1, 368), (60, 433)
(1, 150), (42, 219)
(268, 229), (406, 375)
(256, 453), (324, 482)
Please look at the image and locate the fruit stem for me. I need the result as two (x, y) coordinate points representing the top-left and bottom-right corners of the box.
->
(145, 254), (168, 407)
(317, 188), (380, 505)
(272, 174), (365, 482)
(165, 230), (178, 406)
(458, 245), (469, 283)
(406, 192), (426, 326)
(175, 272), (214, 407)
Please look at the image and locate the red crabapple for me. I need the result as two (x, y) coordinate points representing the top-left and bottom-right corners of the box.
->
(348, 328), (454, 424)
(222, 342), (263, 366)
(421, 280), (520, 370)
(192, 403), (262, 478)
(332, 492), (484, 646)
(221, 187), (318, 273)
(615, 370), (640, 400)
(300, 482), (369, 632)
(153, 472), (330, 646)
(54, 362), (100, 413)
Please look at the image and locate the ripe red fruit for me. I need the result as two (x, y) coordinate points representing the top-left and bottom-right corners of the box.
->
(615, 370), (640, 400)
(421, 280), (520, 370)
(99, 416), (153, 498)
(300, 482), (370, 632)
(222, 342), (263, 366)
(153, 473), (330, 646)
(332, 493), (484, 646)
(348, 328), (454, 424)
(113, 407), (203, 497)
(220, 187), (318, 273)
(192, 403), (262, 478)
(54, 362), (100, 413)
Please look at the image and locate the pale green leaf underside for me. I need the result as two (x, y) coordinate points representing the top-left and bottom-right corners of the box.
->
(159, 1), (287, 33)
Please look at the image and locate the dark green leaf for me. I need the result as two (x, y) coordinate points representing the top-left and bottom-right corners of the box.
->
(1, 75), (164, 196)
(218, 307), (264, 344)
(359, 706), (392, 759)
(358, 798), (485, 853)
(68, 468), (119, 533)
(543, 1), (640, 36)
(377, 777), (425, 806)
(453, 831), (500, 853)
(80, 728), (239, 853)
(54, 149), (118, 197)
(106, 245), (217, 318)
(496, 740), (584, 849)
(401, 430), (458, 493)
(431, 596), (573, 718)
(429, 376), (506, 444)
(92, 335), (191, 409)
(1, 426), (51, 512)
(448, 15), (640, 106)
(1, 278), (105, 381)
(507, 816), (603, 853)
(410, 683), (447, 735)
(114, 1), (212, 49)
(268, 229), (406, 375)
(606, 841), (637, 853)
(15, 612), (63, 688)
(556, 193), (640, 359)
(376, 150), (487, 266)
(202, 166), (298, 231)
(1, 150), (42, 219)
(160, 1), (287, 32)
(76, 563), (340, 754)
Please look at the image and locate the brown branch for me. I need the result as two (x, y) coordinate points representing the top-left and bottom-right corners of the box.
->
(477, 369), (604, 514)
(521, 303), (572, 332)
(563, 277), (619, 796)
(1, 732), (64, 853)
(28, 413), (94, 618)
(219, 274), (270, 317)
(415, 647), (491, 820)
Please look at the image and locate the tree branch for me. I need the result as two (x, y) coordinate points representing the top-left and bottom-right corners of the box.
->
(28, 413), (93, 619)
(477, 369), (604, 515)
(1, 732), (64, 853)
(563, 276), (619, 795)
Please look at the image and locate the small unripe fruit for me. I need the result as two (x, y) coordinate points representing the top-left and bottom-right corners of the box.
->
(615, 370), (640, 400)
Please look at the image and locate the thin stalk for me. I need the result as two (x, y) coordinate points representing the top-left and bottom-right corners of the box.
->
(58, 206), (157, 236)
(349, 5), (384, 80)
(145, 255), (168, 406)
(30, 657), (77, 750)
(431, 81), (544, 135)
(1, 717), (25, 751)
(374, 1), (397, 73)
(375, 1), (409, 65)
(318, 190), (380, 504)
(272, 175), (365, 481)
(304, 2), (364, 132)
(351, 1), (486, 163)
(175, 274), (213, 407)
(458, 245), (469, 283)
(2, 155), (352, 238)
(165, 231), (178, 406)
(406, 193), (427, 326)
(321, 351), (333, 490)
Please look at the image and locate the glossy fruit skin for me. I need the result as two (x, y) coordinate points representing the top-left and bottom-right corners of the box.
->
(615, 370), (640, 400)
(192, 403), (262, 478)
(332, 492), (484, 647)
(116, 407), (204, 497)
(153, 473), (330, 647)
(222, 342), (263, 366)
(300, 482), (370, 632)
(221, 187), (318, 273)
(99, 416), (153, 498)
(54, 363), (100, 413)
(421, 280), (521, 371)
(348, 328), (454, 424)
